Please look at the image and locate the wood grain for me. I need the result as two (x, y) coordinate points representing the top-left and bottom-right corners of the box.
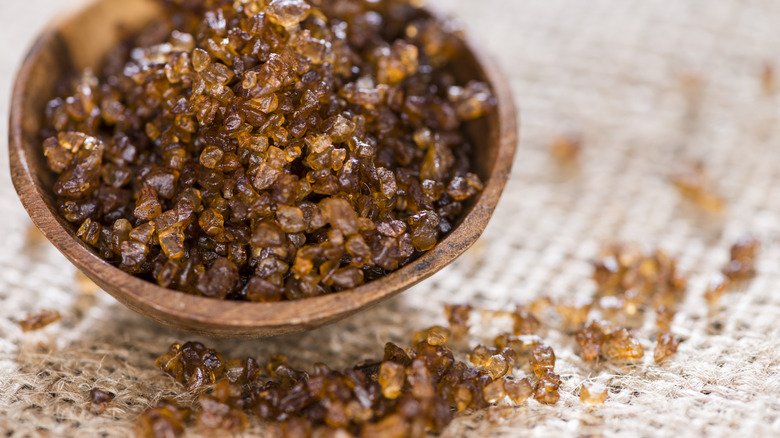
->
(8, 0), (518, 338)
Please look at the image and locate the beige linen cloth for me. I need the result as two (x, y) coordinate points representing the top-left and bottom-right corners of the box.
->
(2, 0), (780, 436)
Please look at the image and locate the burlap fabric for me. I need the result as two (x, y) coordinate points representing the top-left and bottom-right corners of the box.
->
(2, 0), (780, 436)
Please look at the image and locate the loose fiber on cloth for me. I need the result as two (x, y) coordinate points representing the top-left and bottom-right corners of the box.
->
(2, 0), (780, 436)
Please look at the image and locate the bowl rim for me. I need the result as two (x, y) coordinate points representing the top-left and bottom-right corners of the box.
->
(8, 0), (518, 337)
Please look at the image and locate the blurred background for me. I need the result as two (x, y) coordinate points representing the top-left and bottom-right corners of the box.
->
(2, 0), (780, 436)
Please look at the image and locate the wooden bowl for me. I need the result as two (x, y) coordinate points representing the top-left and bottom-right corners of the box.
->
(9, 0), (518, 338)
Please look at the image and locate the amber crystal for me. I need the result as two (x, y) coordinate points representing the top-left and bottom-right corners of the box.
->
(549, 132), (582, 162)
(579, 381), (607, 405)
(482, 379), (506, 404)
(654, 331), (679, 363)
(555, 298), (592, 327)
(481, 354), (510, 380)
(602, 328), (644, 361)
(384, 342), (413, 366)
(89, 388), (114, 413)
(412, 326), (451, 346)
(18, 309), (62, 332)
(494, 333), (543, 358)
(530, 345), (556, 378)
(504, 378), (533, 404)
(533, 369), (561, 405)
(671, 162), (724, 212)
(654, 304), (675, 332)
(574, 321), (607, 361)
(444, 304), (472, 337)
(704, 236), (759, 304)
(468, 344), (494, 367)
(136, 399), (191, 438)
(591, 244), (687, 327)
(722, 235), (759, 280)
(41, 0), (493, 301)
(762, 63), (776, 95)
(512, 308), (541, 335)
(360, 414), (408, 438)
(197, 381), (248, 433)
(379, 361), (406, 399)
(703, 272), (730, 304)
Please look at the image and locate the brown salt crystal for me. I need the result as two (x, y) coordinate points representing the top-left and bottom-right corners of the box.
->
(406, 359), (435, 400)
(412, 326), (450, 346)
(555, 298), (593, 326)
(328, 267), (364, 289)
(360, 414), (408, 438)
(378, 361), (405, 399)
(530, 345), (556, 377)
(377, 40), (420, 86)
(413, 342), (455, 379)
(654, 331), (679, 363)
(622, 288), (645, 315)
(136, 399), (191, 438)
(198, 208), (224, 236)
(89, 388), (113, 413)
(266, 0), (312, 28)
(197, 258), (239, 298)
(276, 205), (306, 233)
(482, 354), (510, 380)
(575, 321), (606, 361)
(762, 63), (776, 95)
(158, 225), (186, 260)
(729, 234), (759, 262)
(512, 308), (541, 335)
(452, 383), (474, 412)
(280, 418), (311, 438)
(671, 162), (724, 212)
(602, 328), (644, 361)
(495, 333), (544, 357)
(19, 310), (62, 332)
(580, 381), (607, 405)
(119, 240), (149, 272)
(76, 218), (101, 247)
(43, 136), (75, 173)
(197, 389), (247, 432)
(482, 379), (506, 404)
(53, 138), (104, 199)
(499, 347), (517, 370)
(722, 234), (759, 280)
(450, 81), (495, 120)
(245, 276), (285, 302)
(446, 174), (480, 201)
(408, 211), (440, 252)
(655, 305), (675, 332)
(550, 132), (582, 162)
(468, 344), (494, 367)
(504, 378), (533, 404)
(444, 304), (472, 337)
(703, 272), (730, 304)
(199, 145), (224, 169)
(383, 342), (412, 366)
(533, 369), (561, 405)
(129, 222), (156, 245)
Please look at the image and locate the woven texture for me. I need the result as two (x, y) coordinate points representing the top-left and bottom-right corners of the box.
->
(3, 0), (780, 436)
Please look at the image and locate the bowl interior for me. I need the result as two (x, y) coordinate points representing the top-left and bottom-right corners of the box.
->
(10, 0), (517, 337)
